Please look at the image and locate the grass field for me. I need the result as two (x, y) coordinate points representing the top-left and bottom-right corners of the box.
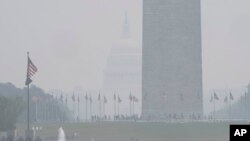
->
(16, 121), (248, 141)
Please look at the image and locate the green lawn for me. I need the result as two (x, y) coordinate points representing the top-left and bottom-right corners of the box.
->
(16, 121), (247, 141)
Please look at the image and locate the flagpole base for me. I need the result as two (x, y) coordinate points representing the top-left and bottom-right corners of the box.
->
(25, 129), (34, 141)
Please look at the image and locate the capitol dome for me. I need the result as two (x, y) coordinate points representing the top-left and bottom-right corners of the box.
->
(102, 13), (141, 94)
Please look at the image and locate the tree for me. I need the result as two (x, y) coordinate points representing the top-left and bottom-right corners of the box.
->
(0, 95), (25, 131)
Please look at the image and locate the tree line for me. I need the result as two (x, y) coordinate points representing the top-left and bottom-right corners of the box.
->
(0, 95), (25, 131)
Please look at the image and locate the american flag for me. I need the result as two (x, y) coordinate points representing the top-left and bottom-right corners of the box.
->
(65, 96), (68, 104)
(60, 93), (63, 102)
(72, 93), (75, 102)
(133, 96), (139, 103)
(78, 94), (80, 103)
(85, 93), (88, 100)
(229, 92), (234, 100)
(210, 95), (213, 103)
(89, 95), (92, 103)
(214, 92), (219, 100)
(98, 92), (101, 101)
(25, 55), (38, 85)
(118, 96), (122, 103)
(104, 96), (107, 103)
(129, 92), (132, 101)
(224, 96), (228, 103)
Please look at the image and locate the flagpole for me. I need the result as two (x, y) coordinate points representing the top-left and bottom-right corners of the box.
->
(56, 95), (58, 121)
(114, 93), (116, 119)
(50, 101), (52, 121)
(25, 52), (39, 141)
(65, 96), (67, 122)
(229, 92), (231, 120)
(129, 90), (133, 118)
(114, 98), (116, 118)
(73, 98), (75, 122)
(242, 93), (245, 119)
(240, 93), (243, 119)
(134, 98), (136, 118)
(245, 92), (248, 119)
(225, 96), (229, 120)
(26, 52), (32, 141)
(99, 99), (101, 119)
(47, 100), (49, 121)
(99, 92), (101, 119)
(133, 97), (135, 118)
(78, 95), (80, 122)
(74, 101), (75, 122)
(85, 93), (88, 121)
(90, 96), (92, 120)
(118, 97), (120, 116)
(104, 99), (105, 119)
(27, 84), (30, 131)
(213, 93), (215, 121)
(129, 92), (132, 117)
(130, 99), (131, 117)
(35, 101), (37, 122)
(210, 94), (213, 120)
(44, 101), (46, 121)
(38, 99), (40, 122)
(26, 51), (32, 141)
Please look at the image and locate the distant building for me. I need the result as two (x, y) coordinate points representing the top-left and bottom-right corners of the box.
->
(102, 14), (141, 115)
(142, 0), (203, 120)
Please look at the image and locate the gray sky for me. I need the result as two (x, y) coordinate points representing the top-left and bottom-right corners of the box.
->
(202, 0), (250, 92)
(1, 0), (250, 95)
(0, 0), (141, 92)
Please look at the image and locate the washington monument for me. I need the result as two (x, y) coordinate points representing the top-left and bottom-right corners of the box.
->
(142, 0), (203, 120)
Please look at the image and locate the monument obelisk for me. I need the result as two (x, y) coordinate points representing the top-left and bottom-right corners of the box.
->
(142, 0), (203, 120)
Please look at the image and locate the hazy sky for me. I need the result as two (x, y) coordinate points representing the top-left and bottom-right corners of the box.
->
(0, 0), (141, 92)
(1, 0), (250, 95)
